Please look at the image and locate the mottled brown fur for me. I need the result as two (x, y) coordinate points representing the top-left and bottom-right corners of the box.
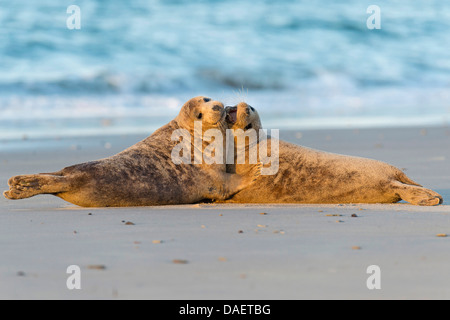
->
(224, 102), (443, 206)
(3, 97), (260, 207)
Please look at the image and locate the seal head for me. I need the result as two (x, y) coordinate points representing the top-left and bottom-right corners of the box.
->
(226, 102), (262, 132)
(176, 96), (226, 134)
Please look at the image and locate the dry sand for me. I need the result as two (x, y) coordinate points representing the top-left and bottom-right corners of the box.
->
(0, 126), (449, 299)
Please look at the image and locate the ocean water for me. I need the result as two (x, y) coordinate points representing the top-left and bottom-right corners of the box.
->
(1, 0), (450, 140)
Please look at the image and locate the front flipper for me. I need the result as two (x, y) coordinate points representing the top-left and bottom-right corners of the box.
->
(204, 162), (262, 201)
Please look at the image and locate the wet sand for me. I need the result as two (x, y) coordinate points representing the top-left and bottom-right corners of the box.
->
(1, 126), (449, 299)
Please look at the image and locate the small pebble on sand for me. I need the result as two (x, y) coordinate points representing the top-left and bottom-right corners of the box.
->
(173, 259), (188, 264)
(87, 265), (106, 270)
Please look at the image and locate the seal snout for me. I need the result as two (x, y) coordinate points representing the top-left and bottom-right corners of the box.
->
(212, 104), (222, 112)
(225, 106), (238, 124)
(237, 102), (253, 115)
(205, 99), (224, 114)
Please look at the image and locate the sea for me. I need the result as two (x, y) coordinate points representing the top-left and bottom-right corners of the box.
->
(1, 0), (450, 140)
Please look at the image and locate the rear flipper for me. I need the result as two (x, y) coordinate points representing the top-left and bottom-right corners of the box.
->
(391, 180), (443, 206)
(3, 174), (70, 200)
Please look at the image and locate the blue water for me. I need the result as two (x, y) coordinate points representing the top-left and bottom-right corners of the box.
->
(1, 0), (450, 140)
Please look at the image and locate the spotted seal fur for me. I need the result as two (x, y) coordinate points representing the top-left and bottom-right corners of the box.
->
(3, 97), (261, 207)
(224, 102), (443, 206)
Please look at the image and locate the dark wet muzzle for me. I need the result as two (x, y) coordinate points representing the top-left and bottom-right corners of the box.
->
(225, 106), (237, 124)
(212, 104), (222, 112)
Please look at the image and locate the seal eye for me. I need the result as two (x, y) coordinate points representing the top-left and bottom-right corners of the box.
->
(203, 97), (211, 103)
(244, 123), (253, 130)
(197, 112), (203, 119)
(250, 106), (255, 112)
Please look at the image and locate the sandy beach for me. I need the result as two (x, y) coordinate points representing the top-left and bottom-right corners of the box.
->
(1, 126), (449, 300)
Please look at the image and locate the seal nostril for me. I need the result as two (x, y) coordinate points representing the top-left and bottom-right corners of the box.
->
(212, 105), (222, 112)
(250, 106), (255, 112)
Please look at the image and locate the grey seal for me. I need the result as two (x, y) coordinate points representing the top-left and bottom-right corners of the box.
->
(224, 102), (443, 206)
(3, 97), (260, 207)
